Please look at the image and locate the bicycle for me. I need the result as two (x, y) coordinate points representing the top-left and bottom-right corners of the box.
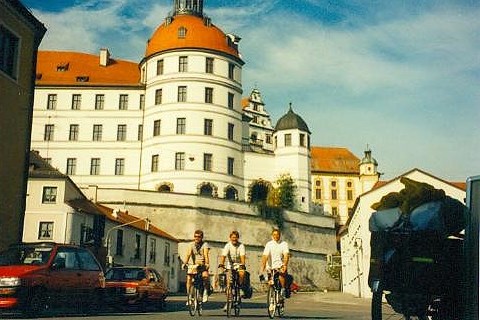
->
(223, 262), (242, 317)
(185, 264), (205, 316)
(261, 268), (285, 319)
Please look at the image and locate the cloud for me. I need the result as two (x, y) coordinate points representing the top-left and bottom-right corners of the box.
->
(28, 0), (480, 180)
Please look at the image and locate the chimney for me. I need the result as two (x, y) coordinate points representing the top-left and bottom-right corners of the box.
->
(99, 48), (110, 67)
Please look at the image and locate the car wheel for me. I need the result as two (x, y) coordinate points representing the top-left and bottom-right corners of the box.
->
(26, 289), (48, 316)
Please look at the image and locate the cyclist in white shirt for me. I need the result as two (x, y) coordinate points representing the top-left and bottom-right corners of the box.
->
(219, 231), (246, 295)
(261, 228), (290, 299)
(184, 229), (211, 303)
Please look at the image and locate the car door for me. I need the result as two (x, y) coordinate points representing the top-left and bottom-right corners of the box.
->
(76, 247), (103, 300)
(148, 269), (167, 301)
(49, 247), (83, 304)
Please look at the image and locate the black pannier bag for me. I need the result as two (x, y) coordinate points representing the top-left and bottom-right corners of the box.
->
(368, 196), (465, 295)
(242, 271), (253, 298)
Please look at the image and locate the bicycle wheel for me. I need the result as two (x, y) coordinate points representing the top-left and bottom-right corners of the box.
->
(267, 285), (276, 319)
(226, 286), (233, 318)
(187, 285), (196, 316)
(275, 289), (285, 317)
(196, 286), (203, 316)
(371, 291), (428, 320)
(233, 285), (241, 316)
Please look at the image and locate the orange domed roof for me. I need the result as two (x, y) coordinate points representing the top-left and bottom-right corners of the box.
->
(145, 15), (240, 60)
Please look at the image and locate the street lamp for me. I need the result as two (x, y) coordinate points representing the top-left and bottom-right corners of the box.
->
(353, 238), (363, 298)
(105, 212), (150, 268)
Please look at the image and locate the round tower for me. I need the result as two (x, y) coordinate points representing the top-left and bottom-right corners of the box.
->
(359, 148), (379, 193)
(138, 0), (245, 200)
(273, 104), (311, 213)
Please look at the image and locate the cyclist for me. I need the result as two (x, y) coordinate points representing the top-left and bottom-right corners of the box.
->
(218, 231), (246, 311)
(184, 229), (211, 303)
(260, 228), (290, 301)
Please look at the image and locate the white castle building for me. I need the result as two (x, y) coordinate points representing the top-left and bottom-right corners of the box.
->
(31, 0), (312, 212)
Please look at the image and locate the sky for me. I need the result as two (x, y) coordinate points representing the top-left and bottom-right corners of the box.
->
(22, 0), (480, 182)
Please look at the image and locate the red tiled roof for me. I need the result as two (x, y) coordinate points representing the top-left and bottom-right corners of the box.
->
(241, 97), (250, 109)
(311, 146), (360, 174)
(36, 51), (141, 86)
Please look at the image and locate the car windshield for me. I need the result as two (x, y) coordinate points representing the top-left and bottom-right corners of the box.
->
(105, 268), (146, 281)
(0, 245), (53, 266)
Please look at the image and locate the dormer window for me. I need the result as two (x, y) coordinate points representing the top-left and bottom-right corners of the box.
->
(178, 26), (187, 38)
(76, 76), (89, 82)
(56, 62), (69, 72)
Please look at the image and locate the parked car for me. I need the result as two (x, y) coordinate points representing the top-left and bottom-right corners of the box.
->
(104, 266), (168, 311)
(0, 242), (105, 316)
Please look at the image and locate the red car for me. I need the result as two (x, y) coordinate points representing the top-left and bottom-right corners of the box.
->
(105, 266), (168, 311)
(0, 242), (105, 316)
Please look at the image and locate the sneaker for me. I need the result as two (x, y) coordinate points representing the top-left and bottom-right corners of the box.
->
(223, 303), (228, 312)
(202, 290), (209, 303)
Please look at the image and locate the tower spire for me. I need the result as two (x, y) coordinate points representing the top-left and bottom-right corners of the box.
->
(173, 0), (204, 17)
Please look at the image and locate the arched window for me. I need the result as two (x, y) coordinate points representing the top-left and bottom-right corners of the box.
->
(159, 185), (171, 192)
(200, 184), (213, 197)
(248, 179), (271, 203)
(156, 182), (173, 192)
(224, 186), (238, 200)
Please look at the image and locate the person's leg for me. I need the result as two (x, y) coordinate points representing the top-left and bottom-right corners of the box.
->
(202, 270), (210, 302)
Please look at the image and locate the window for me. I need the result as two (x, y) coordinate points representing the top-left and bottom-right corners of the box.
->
(228, 123), (234, 141)
(119, 94), (128, 110)
(38, 222), (54, 240)
(134, 234), (141, 259)
(44, 124), (54, 141)
(331, 189), (337, 200)
(156, 59), (164, 75)
(149, 238), (157, 263)
(205, 87), (213, 103)
(115, 158), (125, 175)
(71, 94), (81, 110)
(92, 124), (102, 141)
(253, 103), (259, 111)
(176, 118), (186, 134)
(347, 190), (353, 201)
(155, 89), (162, 105)
(300, 133), (306, 147)
(139, 94), (145, 110)
(227, 157), (234, 175)
(315, 180), (321, 186)
(178, 27), (187, 39)
(284, 134), (292, 146)
(116, 229), (123, 256)
(0, 25), (19, 79)
(253, 116), (258, 123)
(66, 158), (77, 175)
(266, 134), (272, 144)
(47, 94), (57, 110)
(90, 158), (100, 175)
(151, 154), (159, 172)
(228, 63), (234, 80)
(179, 56), (188, 72)
(117, 124), (127, 141)
(42, 187), (57, 203)
(164, 242), (171, 266)
(228, 92), (234, 109)
(69, 124), (79, 141)
(205, 57), (214, 73)
(153, 120), (161, 136)
(138, 124), (143, 141)
(347, 181), (352, 188)
(331, 181), (337, 187)
(178, 86), (187, 102)
(315, 188), (322, 200)
(203, 153), (212, 171)
(332, 207), (338, 216)
(95, 94), (104, 110)
(204, 119), (213, 135)
(175, 152), (185, 170)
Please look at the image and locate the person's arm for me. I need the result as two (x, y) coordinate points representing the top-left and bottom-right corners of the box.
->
(219, 244), (227, 267)
(261, 243), (269, 272)
(282, 243), (290, 273)
(239, 244), (246, 266)
(203, 245), (210, 269)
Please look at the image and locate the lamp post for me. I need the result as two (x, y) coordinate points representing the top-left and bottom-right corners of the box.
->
(105, 212), (150, 268)
(354, 238), (363, 298)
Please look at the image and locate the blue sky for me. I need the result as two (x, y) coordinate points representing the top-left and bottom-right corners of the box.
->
(23, 0), (480, 182)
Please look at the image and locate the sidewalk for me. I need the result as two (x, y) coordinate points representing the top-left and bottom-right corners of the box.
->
(302, 291), (371, 306)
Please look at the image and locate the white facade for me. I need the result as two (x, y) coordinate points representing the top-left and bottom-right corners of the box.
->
(340, 169), (466, 298)
(30, 5), (313, 213)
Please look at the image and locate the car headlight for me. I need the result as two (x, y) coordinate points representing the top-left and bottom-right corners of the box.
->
(125, 287), (137, 294)
(0, 277), (21, 287)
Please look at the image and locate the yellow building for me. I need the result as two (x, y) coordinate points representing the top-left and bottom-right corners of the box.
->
(0, 0), (46, 251)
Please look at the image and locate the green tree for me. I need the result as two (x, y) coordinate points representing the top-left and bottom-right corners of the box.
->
(275, 173), (297, 210)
